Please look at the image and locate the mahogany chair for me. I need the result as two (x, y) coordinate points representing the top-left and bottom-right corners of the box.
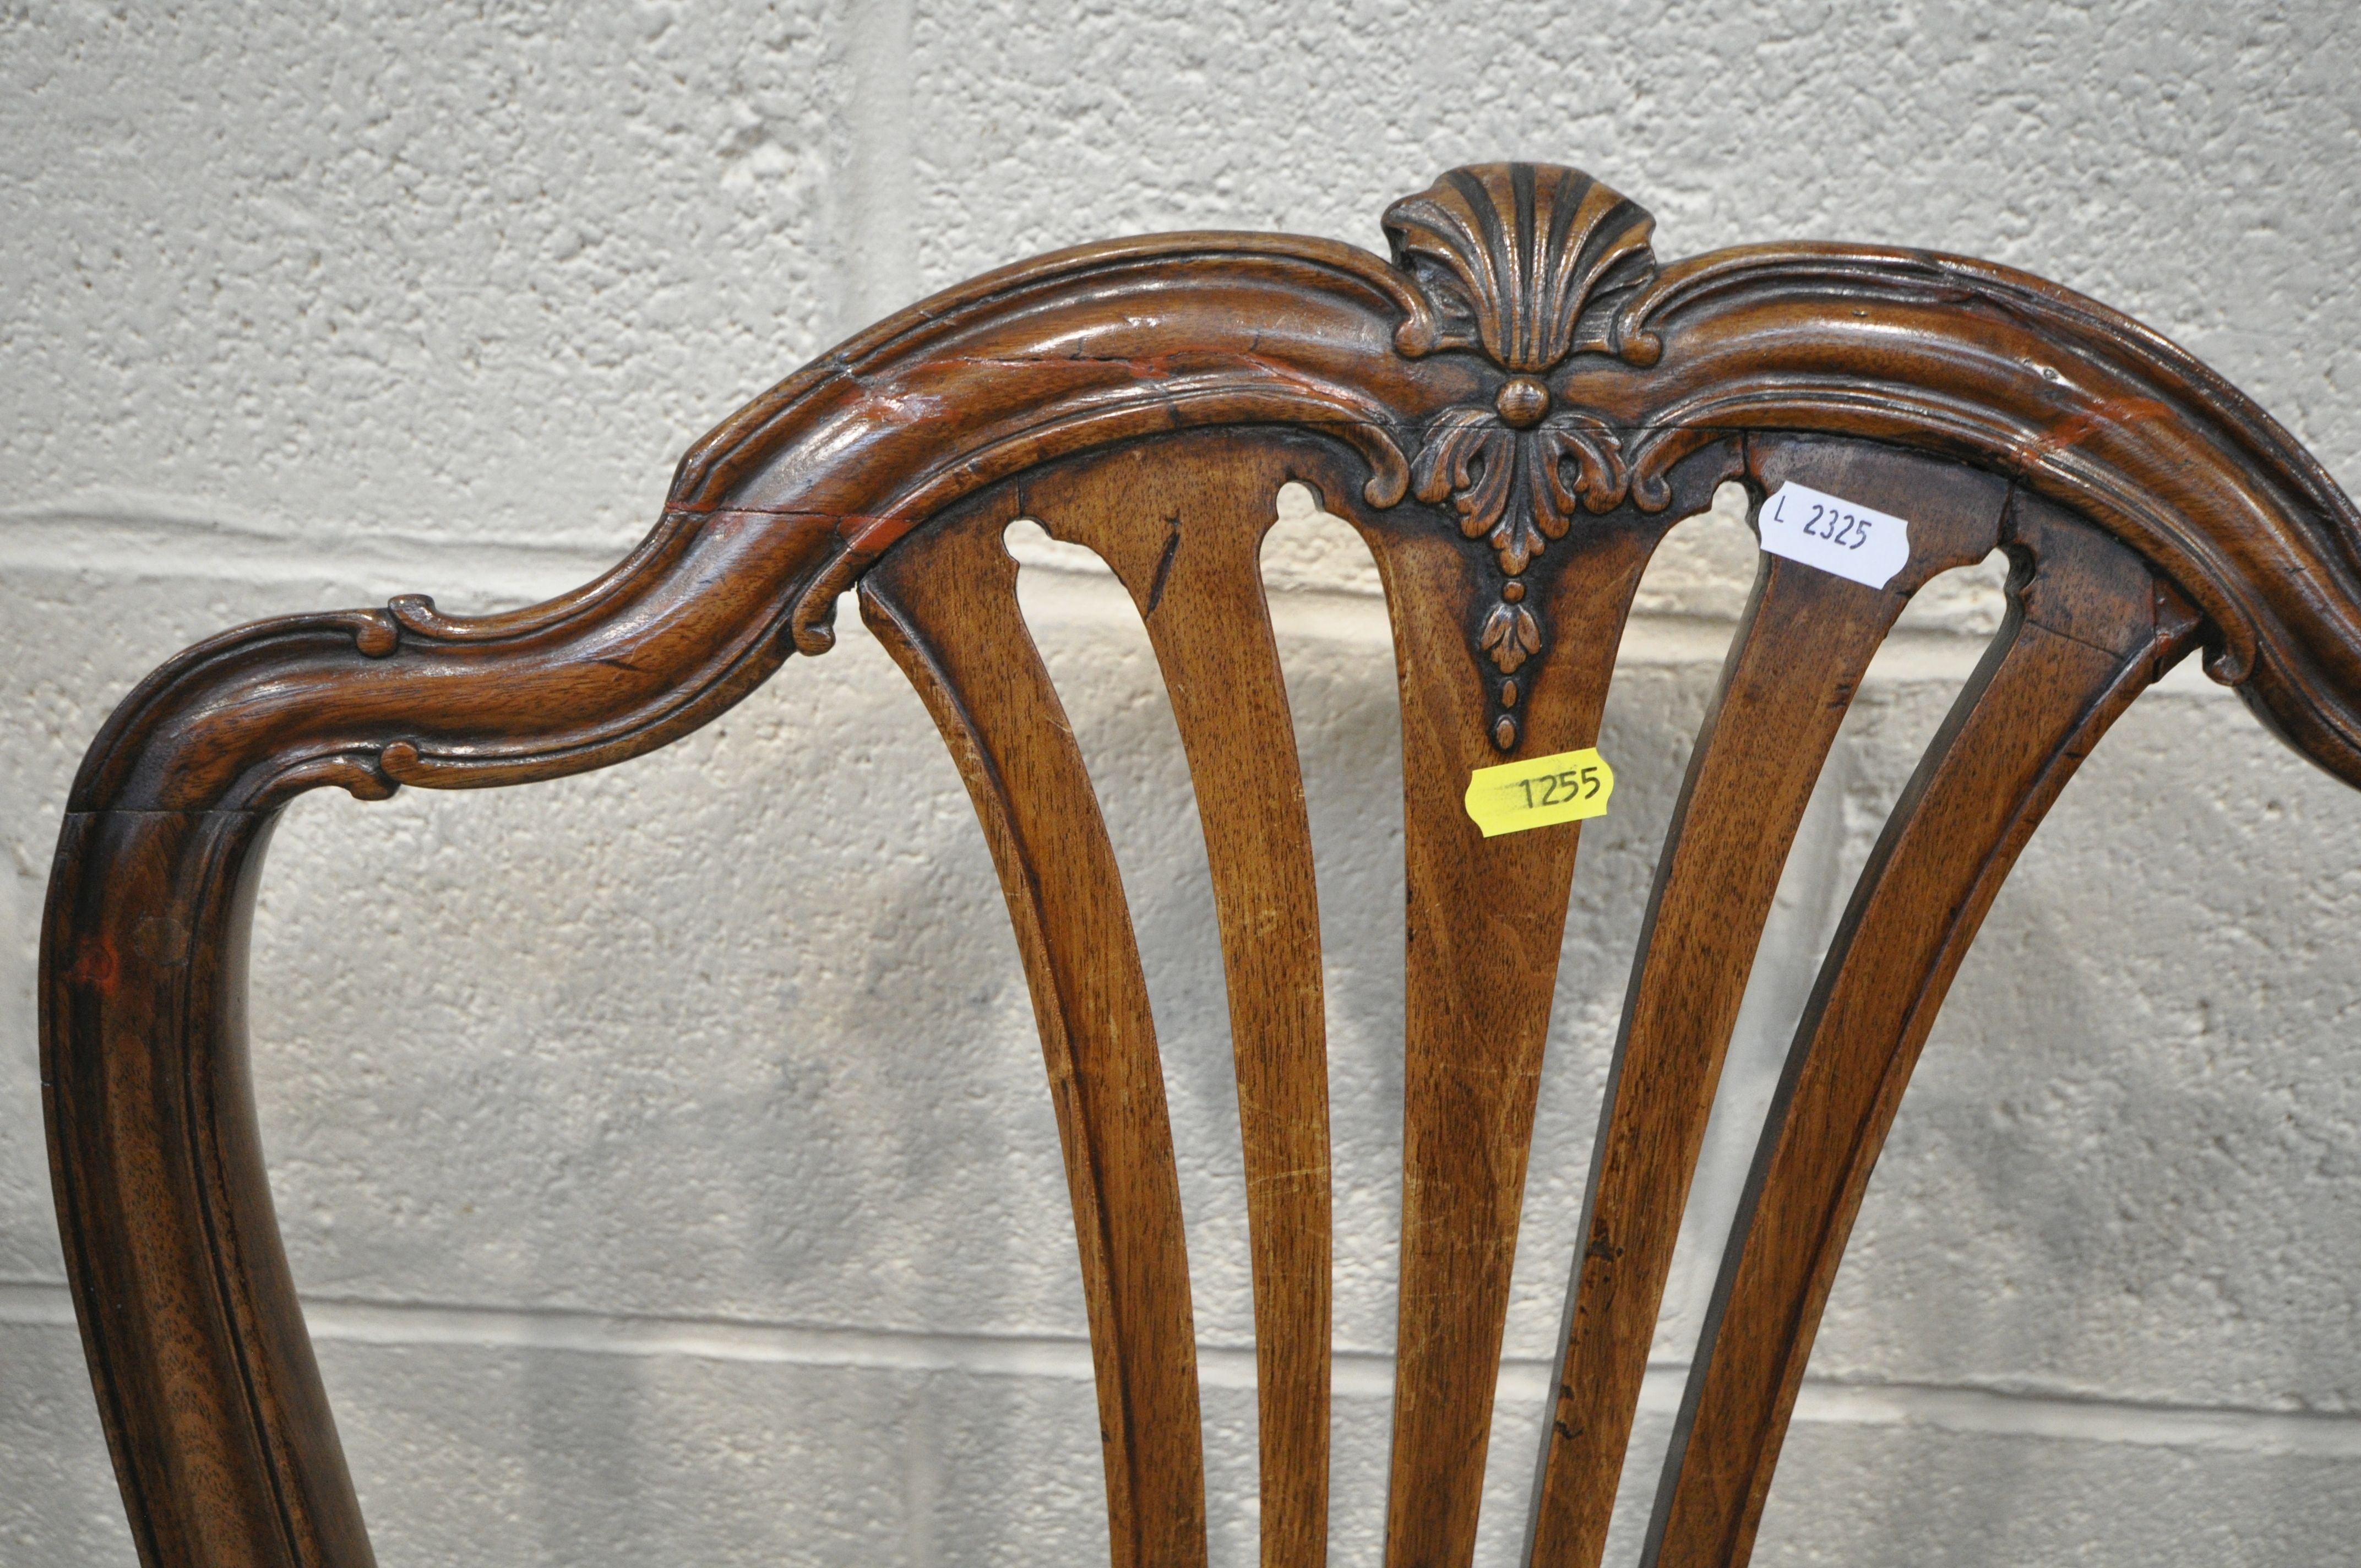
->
(42, 163), (2361, 1568)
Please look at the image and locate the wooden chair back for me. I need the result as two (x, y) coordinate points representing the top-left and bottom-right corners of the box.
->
(42, 163), (2361, 1568)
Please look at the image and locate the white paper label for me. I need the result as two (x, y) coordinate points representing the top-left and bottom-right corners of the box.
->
(1758, 481), (1911, 590)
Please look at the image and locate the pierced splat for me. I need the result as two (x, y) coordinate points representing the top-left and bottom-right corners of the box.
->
(41, 161), (2361, 1568)
(1641, 496), (2202, 1568)
(1525, 434), (2012, 1568)
(1342, 441), (1738, 1568)
(859, 492), (1209, 1568)
(879, 431), (1346, 1568)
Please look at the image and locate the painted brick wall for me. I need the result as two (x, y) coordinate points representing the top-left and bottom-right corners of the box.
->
(6, 4), (2359, 1565)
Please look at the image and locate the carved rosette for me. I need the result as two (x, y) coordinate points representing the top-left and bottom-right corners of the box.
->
(1383, 163), (1658, 750)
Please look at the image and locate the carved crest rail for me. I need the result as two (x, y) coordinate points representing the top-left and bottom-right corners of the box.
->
(42, 164), (2361, 1568)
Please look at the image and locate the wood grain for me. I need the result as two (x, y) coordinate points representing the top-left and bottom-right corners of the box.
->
(45, 808), (373, 1568)
(1018, 433), (1337, 1568)
(861, 499), (1207, 1568)
(1349, 445), (1737, 1568)
(1524, 435), (2009, 1568)
(1640, 497), (2203, 1568)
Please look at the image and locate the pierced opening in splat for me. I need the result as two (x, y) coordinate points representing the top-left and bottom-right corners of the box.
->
(974, 456), (2022, 1568)
(1257, 480), (1408, 1568)
(1488, 478), (1763, 1568)
(1575, 476), (2015, 1568)
(999, 472), (1424, 1567)
(1002, 508), (1266, 1568)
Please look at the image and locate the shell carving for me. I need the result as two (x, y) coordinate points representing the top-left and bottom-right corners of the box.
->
(1384, 162), (1657, 371)
(1381, 163), (1660, 749)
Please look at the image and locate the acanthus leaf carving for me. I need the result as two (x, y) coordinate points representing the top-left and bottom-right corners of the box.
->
(1379, 162), (1661, 749)
(1477, 596), (1543, 674)
(1410, 396), (1633, 579)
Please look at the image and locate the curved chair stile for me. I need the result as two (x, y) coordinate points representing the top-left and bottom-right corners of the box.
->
(40, 163), (2361, 1568)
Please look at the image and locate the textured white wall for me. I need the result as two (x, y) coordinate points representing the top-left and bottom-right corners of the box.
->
(6, 3), (2361, 1565)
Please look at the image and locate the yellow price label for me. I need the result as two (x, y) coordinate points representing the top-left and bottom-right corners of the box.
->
(1464, 747), (1615, 838)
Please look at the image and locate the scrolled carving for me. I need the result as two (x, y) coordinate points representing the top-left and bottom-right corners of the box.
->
(1558, 237), (2361, 771)
(1408, 392), (1630, 578)
(1382, 164), (1662, 747)
(237, 750), (401, 810)
(56, 162), (2361, 809)
(63, 235), (1429, 811)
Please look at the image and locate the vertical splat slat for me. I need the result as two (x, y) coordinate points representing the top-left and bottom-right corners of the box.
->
(859, 501), (1207, 1568)
(1021, 434), (1337, 1568)
(1641, 499), (2202, 1568)
(1525, 438), (2008, 1568)
(1358, 449), (1737, 1568)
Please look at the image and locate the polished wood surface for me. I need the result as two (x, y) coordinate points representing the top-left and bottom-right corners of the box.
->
(41, 163), (2361, 1568)
(871, 432), (1337, 1568)
(1526, 435), (2010, 1568)
(1354, 442), (1732, 1568)
(1644, 499), (2202, 1568)
(861, 492), (1208, 1568)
